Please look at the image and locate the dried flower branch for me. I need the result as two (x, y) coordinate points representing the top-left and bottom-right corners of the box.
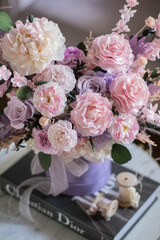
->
(136, 132), (157, 146)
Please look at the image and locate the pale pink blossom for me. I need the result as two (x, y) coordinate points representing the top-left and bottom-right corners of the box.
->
(89, 33), (134, 74)
(109, 73), (150, 114)
(126, 0), (139, 7)
(112, 19), (130, 34)
(70, 90), (113, 137)
(155, 13), (160, 37)
(33, 82), (66, 118)
(33, 64), (76, 93)
(0, 65), (11, 81)
(48, 120), (78, 152)
(142, 103), (158, 123)
(32, 128), (58, 154)
(119, 5), (137, 21)
(113, 5), (137, 34)
(11, 71), (28, 88)
(109, 114), (139, 144)
(1, 18), (65, 76)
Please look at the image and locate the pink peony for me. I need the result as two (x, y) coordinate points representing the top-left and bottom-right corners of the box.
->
(48, 120), (78, 152)
(109, 114), (139, 144)
(33, 64), (76, 93)
(89, 32), (134, 74)
(70, 90), (113, 137)
(11, 71), (28, 88)
(32, 128), (58, 154)
(1, 18), (65, 76)
(109, 73), (150, 114)
(0, 81), (10, 98)
(0, 65), (11, 81)
(145, 38), (160, 61)
(33, 82), (66, 118)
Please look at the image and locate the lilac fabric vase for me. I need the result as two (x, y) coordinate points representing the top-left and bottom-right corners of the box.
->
(63, 158), (111, 196)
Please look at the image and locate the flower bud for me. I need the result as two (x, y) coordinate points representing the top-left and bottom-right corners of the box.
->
(145, 16), (155, 27)
(39, 116), (49, 127)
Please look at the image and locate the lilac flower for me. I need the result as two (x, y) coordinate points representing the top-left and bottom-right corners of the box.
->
(0, 113), (14, 142)
(4, 97), (35, 130)
(96, 71), (117, 91)
(126, 34), (151, 58)
(94, 131), (112, 152)
(32, 128), (58, 154)
(57, 47), (86, 68)
(76, 71), (106, 96)
(148, 84), (160, 96)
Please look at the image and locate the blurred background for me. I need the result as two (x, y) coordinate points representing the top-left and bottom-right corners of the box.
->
(0, 0), (160, 158)
(0, 0), (159, 46)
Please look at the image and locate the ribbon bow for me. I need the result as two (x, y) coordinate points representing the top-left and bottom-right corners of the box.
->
(17, 154), (88, 222)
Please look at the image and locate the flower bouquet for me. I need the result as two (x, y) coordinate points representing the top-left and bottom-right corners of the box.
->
(0, 0), (160, 196)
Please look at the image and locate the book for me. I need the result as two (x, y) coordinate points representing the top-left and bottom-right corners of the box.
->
(0, 151), (159, 240)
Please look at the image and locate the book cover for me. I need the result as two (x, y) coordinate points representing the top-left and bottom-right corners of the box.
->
(0, 151), (159, 240)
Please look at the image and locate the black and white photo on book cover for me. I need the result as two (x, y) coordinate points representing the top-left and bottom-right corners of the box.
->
(0, 151), (159, 240)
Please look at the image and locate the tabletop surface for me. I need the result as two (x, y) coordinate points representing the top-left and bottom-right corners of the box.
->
(0, 144), (160, 240)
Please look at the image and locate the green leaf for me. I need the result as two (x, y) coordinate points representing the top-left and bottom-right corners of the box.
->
(34, 81), (48, 86)
(38, 152), (51, 171)
(111, 144), (132, 164)
(151, 68), (159, 78)
(143, 72), (148, 80)
(93, 66), (107, 73)
(143, 28), (151, 37)
(28, 14), (34, 23)
(0, 11), (13, 32)
(89, 137), (96, 155)
(77, 42), (87, 55)
(16, 86), (32, 100)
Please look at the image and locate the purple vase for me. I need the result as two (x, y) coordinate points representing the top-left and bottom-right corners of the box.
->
(63, 158), (111, 196)
(46, 157), (111, 196)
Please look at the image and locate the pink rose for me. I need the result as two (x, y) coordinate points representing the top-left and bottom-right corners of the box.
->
(109, 114), (139, 144)
(70, 90), (113, 137)
(48, 120), (77, 152)
(109, 73), (150, 114)
(89, 32), (134, 74)
(33, 82), (66, 118)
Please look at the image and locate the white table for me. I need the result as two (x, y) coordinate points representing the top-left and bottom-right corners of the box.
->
(0, 144), (160, 240)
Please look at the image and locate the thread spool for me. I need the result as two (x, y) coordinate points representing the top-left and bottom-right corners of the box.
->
(87, 193), (118, 220)
(116, 172), (141, 208)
